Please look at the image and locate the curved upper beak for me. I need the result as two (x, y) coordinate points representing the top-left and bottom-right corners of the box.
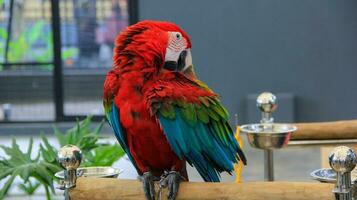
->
(179, 48), (192, 73)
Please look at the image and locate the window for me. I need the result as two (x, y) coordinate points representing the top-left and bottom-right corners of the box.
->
(0, 0), (137, 122)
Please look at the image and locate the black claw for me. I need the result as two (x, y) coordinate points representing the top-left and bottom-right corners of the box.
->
(160, 171), (185, 200)
(140, 172), (156, 200)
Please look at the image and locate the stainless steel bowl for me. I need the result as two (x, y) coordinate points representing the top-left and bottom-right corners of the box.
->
(55, 166), (122, 179)
(311, 168), (357, 183)
(310, 168), (337, 183)
(241, 123), (297, 149)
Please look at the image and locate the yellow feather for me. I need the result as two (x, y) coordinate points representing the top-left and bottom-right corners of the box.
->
(234, 125), (244, 183)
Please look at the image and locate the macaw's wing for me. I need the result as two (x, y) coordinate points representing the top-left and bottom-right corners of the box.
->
(105, 103), (140, 172)
(103, 70), (139, 172)
(145, 73), (246, 182)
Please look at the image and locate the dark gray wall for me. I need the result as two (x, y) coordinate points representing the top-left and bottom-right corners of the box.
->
(139, 0), (357, 123)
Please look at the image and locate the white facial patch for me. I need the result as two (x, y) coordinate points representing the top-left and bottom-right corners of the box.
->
(165, 32), (188, 62)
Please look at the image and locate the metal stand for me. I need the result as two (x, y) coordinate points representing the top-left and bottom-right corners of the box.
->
(57, 145), (82, 200)
(264, 149), (274, 181)
(241, 92), (296, 182)
(334, 172), (352, 200)
(329, 146), (357, 200)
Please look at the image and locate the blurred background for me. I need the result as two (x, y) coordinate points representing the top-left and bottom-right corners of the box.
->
(0, 0), (129, 122)
(1, 0), (357, 124)
(0, 0), (357, 199)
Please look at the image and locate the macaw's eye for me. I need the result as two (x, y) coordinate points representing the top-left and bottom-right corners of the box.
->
(176, 33), (181, 39)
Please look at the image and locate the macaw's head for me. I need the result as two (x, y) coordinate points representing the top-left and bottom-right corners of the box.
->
(113, 20), (195, 78)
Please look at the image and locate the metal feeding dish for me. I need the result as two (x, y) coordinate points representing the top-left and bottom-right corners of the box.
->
(311, 168), (339, 183)
(240, 92), (297, 181)
(310, 168), (357, 183)
(242, 123), (296, 149)
(55, 166), (122, 179)
(56, 145), (123, 200)
(240, 92), (297, 150)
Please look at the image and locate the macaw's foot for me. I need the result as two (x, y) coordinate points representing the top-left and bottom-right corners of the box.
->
(159, 171), (186, 200)
(139, 171), (157, 200)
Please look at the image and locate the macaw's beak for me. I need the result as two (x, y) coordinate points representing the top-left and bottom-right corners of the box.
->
(177, 50), (188, 71)
(164, 49), (195, 77)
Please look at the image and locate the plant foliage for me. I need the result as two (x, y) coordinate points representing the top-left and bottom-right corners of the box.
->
(0, 138), (61, 199)
(0, 116), (124, 199)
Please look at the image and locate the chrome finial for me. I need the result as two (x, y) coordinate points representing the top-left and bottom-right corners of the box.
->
(329, 146), (357, 173)
(58, 144), (82, 171)
(256, 92), (277, 123)
(329, 146), (357, 200)
(57, 145), (82, 200)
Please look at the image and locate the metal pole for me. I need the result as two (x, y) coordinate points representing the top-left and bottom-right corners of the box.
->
(4, 0), (14, 66)
(50, 0), (64, 121)
(264, 149), (274, 181)
(335, 172), (351, 200)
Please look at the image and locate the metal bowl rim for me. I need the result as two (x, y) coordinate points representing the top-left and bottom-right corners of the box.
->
(240, 123), (297, 134)
(310, 168), (336, 183)
(246, 132), (292, 137)
(55, 166), (123, 179)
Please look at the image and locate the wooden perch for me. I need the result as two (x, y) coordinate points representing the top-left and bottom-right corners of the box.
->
(69, 177), (334, 200)
(292, 120), (357, 140)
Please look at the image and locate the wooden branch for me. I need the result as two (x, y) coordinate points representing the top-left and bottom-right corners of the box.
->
(291, 120), (357, 140)
(69, 178), (334, 200)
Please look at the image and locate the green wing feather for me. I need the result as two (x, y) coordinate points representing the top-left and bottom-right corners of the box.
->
(156, 95), (247, 182)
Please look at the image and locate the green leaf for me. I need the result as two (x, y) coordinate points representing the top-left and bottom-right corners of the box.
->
(40, 134), (57, 162)
(0, 139), (59, 199)
(0, 167), (13, 180)
(40, 144), (55, 164)
(82, 144), (125, 167)
(18, 179), (41, 195)
(94, 119), (105, 135)
(39, 161), (61, 174)
(53, 116), (104, 152)
(34, 164), (55, 187)
(27, 137), (33, 158)
(53, 126), (66, 146)
(0, 171), (18, 199)
(0, 138), (31, 165)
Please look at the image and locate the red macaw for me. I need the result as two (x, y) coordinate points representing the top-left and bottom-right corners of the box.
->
(103, 20), (246, 200)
